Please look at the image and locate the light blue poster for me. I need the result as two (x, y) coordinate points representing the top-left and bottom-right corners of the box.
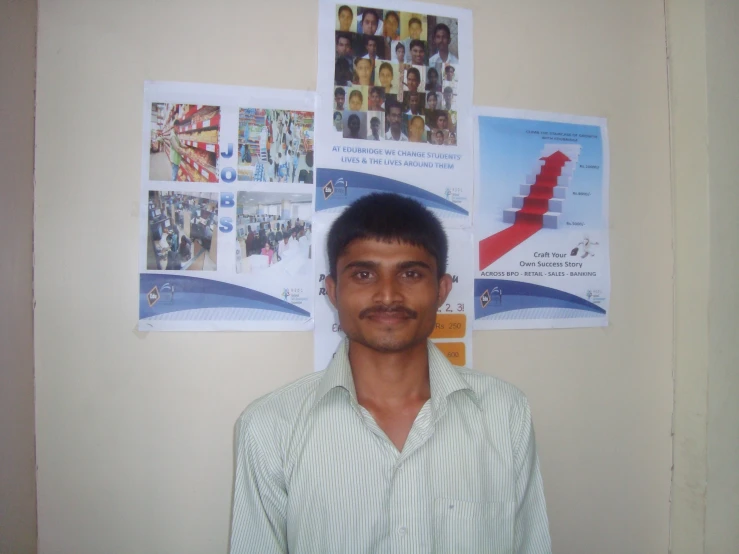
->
(473, 107), (610, 329)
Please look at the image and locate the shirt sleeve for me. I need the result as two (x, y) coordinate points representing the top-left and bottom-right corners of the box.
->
(229, 411), (289, 554)
(512, 396), (552, 553)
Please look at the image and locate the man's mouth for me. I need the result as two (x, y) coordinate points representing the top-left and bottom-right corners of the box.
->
(359, 306), (418, 321)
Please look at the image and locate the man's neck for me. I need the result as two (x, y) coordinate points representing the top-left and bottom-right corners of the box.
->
(390, 127), (401, 139)
(348, 339), (431, 408)
(438, 49), (449, 61)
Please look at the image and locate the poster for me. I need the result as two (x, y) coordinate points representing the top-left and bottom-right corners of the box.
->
(313, 222), (474, 371)
(473, 107), (610, 329)
(314, 0), (474, 226)
(139, 82), (317, 331)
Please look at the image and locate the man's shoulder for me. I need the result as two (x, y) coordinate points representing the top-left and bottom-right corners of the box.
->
(237, 371), (324, 434)
(455, 365), (529, 411)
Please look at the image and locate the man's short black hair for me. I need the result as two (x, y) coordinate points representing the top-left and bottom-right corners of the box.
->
(361, 8), (379, 23)
(336, 31), (352, 45)
(338, 5), (353, 17)
(406, 67), (421, 81)
(409, 39), (425, 52)
(365, 35), (378, 45)
(327, 193), (448, 278)
(408, 17), (422, 28)
(335, 87), (346, 97)
(433, 23), (451, 39)
(395, 42), (405, 52)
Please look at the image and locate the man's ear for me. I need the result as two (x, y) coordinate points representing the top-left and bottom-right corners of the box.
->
(325, 274), (338, 309)
(437, 273), (453, 308)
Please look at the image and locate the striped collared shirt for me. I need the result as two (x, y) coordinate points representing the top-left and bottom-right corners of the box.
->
(229, 340), (551, 553)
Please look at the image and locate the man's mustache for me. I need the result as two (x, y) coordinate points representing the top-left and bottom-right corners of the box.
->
(359, 305), (418, 319)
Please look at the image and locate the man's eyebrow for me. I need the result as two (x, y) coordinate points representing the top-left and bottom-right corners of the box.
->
(342, 260), (379, 273)
(396, 260), (433, 271)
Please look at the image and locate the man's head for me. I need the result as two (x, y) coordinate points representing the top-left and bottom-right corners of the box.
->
(338, 5), (353, 31)
(394, 42), (405, 62)
(334, 111), (343, 124)
(347, 113), (361, 137)
(434, 130), (444, 145)
(426, 91), (438, 110)
(432, 23), (451, 56)
(386, 101), (402, 132)
(336, 32), (352, 57)
(408, 17), (423, 40)
(407, 92), (421, 114)
(335, 58), (352, 84)
(383, 11), (399, 37)
(361, 9), (379, 35)
(436, 111), (448, 129)
(334, 87), (346, 109)
(444, 65), (455, 80)
(410, 39), (425, 65)
(348, 89), (363, 111)
(368, 87), (384, 110)
(406, 67), (420, 91)
(370, 116), (381, 136)
(427, 67), (439, 87)
(325, 193), (451, 354)
(408, 115), (424, 142)
(365, 36), (378, 58)
(443, 86), (454, 106)
(447, 131), (456, 145)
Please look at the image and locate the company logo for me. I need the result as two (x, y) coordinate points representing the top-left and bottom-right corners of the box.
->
(281, 288), (290, 302)
(147, 286), (160, 307)
(323, 180), (335, 199)
(480, 289), (491, 309)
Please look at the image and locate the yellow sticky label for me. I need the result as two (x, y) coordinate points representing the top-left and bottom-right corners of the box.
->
(430, 314), (467, 339)
(434, 341), (466, 366)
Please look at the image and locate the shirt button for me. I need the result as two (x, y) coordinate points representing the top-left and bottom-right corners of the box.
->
(397, 526), (407, 536)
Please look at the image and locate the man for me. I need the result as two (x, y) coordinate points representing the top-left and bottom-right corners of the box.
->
(367, 116), (381, 140)
(435, 111), (449, 131)
(428, 23), (459, 65)
(409, 39), (426, 66)
(229, 193), (552, 554)
(404, 91), (423, 116)
(404, 66), (421, 92)
(337, 5), (353, 32)
(360, 8), (379, 35)
(394, 41), (406, 64)
(362, 36), (379, 62)
(432, 129), (445, 145)
(443, 64), (456, 84)
(425, 67), (441, 92)
(345, 113), (362, 139)
(408, 114), (425, 143)
(368, 87), (385, 111)
(334, 87), (346, 111)
(384, 102), (407, 141)
(443, 86), (454, 110)
(333, 111), (343, 132)
(277, 233), (290, 261)
(168, 127), (182, 181)
(426, 91), (438, 111)
(335, 32), (353, 60)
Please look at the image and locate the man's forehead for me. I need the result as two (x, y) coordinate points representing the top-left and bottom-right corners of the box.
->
(338, 238), (436, 264)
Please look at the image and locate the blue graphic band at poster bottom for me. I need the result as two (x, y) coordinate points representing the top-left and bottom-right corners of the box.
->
(474, 279), (606, 320)
(315, 168), (468, 216)
(139, 274), (310, 320)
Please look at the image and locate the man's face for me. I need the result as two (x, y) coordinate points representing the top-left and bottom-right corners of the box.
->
(337, 37), (351, 57)
(335, 93), (345, 110)
(445, 68), (454, 81)
(409, 22), (422, 40)
(326, 239), (451, 354)
(369, 90), (382, 109)
(348, 116), (360, 134)
(388, 107), (402, 131)
(434, 29), (450, 53)
(370, 119), (380, 135)
(395, 46), (405, 62)
(427, 71), (438, 86)
(409, 117), (424, 142)
(338, 8), (353, 31)
(437, 114), (448, 129)
(406, 71), (419, 92)
(444, 90), (453, 105)
(349, 93), (362, 111)
(408, 94), (420, 113)
(435, 131), (444, 145)
(411, 44), (425, 65)
(366, 39), (377, 57)
(427, 94), (437, 110)
(362, 12), (378, 35)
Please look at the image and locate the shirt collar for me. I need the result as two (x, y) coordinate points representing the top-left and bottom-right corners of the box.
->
(312, 339), (481, 411)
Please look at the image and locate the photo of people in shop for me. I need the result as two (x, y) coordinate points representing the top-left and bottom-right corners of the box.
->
(332, 6), (459, 145)
(149, 103), (221, 183)
(235, 192), (312, 276)
(146, 191), (218, 271)
(237, 109), (315, 183)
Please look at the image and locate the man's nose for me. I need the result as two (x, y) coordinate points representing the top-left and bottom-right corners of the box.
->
(373, 275), (403, 304)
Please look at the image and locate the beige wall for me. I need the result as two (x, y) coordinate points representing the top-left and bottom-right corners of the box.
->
(33, 1), (675, 553)
(0, 0), (38, 553)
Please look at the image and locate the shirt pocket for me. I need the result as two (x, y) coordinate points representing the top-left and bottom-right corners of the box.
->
(433, 497), (515, 554)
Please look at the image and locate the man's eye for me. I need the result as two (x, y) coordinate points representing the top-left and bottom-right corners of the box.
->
(402, 270), (422, 279)
(354, 271), (372, 280)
